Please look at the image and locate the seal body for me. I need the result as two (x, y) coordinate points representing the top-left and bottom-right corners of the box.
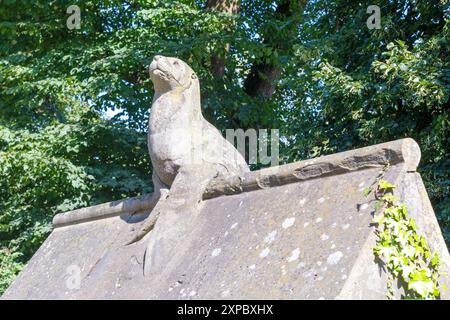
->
(148, 55), (249, 187)
(148, 89), (195, 186)
(126, 55), (249, 246)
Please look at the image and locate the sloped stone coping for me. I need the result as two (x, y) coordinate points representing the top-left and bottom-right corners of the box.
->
(52, 138), (420, 228)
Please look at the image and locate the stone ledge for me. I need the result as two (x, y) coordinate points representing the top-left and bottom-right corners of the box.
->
(52, 138), (420, 228)
(204, 138), (420, 199)
(52, 193), (157, 228)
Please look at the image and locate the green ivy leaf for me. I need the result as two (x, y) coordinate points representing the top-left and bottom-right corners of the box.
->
(409, 270), (434, 297)
(379, 179), (396, 191)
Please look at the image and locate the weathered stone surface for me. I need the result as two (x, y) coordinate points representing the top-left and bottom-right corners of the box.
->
(2, 138), (449, 299)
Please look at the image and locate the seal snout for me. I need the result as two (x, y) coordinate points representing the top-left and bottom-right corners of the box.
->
(148, 56), (162, 73)
(149, 55), (194, 92)
(149, 55), (167, 75)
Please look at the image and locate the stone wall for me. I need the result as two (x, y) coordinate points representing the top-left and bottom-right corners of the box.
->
(3, 138), (449, 299)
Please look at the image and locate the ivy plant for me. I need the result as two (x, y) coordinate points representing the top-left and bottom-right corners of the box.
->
(369, 179), (445, 299)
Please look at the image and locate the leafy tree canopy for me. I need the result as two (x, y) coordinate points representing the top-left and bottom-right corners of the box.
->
(0, 0), (448, 294)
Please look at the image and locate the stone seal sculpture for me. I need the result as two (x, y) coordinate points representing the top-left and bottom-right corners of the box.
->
(126, 55), (249, 249)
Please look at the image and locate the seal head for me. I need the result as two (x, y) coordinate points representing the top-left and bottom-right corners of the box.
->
(149, 55), (197, 93)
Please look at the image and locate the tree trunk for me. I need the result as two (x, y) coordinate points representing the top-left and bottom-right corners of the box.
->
(244, 63), (282, 99)
(244, 0), (307, 99)
(206, 0), (239, 77)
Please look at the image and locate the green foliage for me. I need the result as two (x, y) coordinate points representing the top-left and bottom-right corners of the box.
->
(282, 0), (449, 246)
(372, 180), (444, 299)
(0, 249), (23, 294)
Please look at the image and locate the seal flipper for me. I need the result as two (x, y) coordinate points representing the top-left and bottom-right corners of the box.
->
(142, 165), (219, 276)
(125, 172), (169, 246)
